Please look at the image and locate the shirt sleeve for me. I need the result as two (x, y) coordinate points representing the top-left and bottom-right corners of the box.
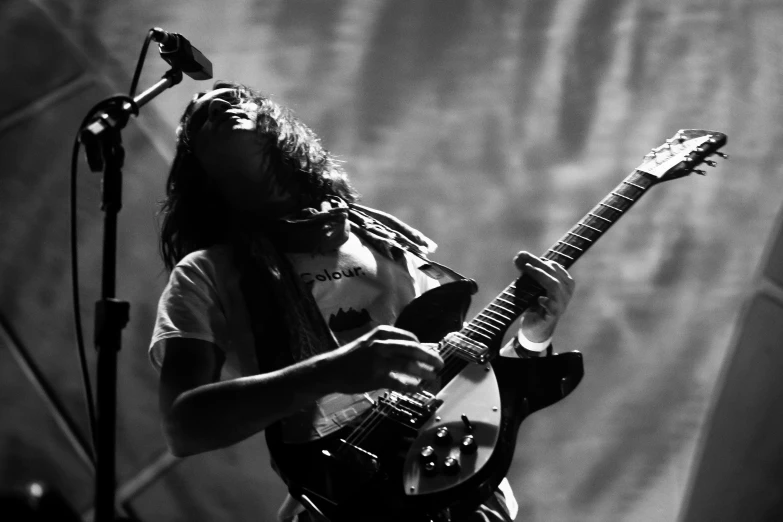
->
(406, 253), (442, 296)
(148, 262), (228, 371)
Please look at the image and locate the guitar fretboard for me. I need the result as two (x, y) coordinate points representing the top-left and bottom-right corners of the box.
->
(442, 170), (657, 366)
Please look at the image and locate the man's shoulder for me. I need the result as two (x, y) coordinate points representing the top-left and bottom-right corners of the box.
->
(176, 244), (236, 279)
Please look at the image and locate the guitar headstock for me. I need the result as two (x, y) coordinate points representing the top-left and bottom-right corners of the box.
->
(637, 129), (728, 181)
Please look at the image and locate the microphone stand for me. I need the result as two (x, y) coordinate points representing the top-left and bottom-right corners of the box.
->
(79, 67), (183, 522)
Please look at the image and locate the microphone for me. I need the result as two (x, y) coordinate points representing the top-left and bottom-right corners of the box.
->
(151, 27), (213, 80)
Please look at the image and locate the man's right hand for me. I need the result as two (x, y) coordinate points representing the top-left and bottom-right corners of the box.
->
(156, 325), (444, 457)
(327, 325), (445, 394)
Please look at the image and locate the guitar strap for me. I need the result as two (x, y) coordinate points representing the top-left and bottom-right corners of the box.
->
(239, 202), (470, 375)
(348, 203), (469, 285)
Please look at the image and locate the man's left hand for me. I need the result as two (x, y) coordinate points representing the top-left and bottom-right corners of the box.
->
(514, 251), (575, 343)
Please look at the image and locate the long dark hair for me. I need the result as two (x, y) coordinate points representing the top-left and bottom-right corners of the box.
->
(159, 80), (358, 271)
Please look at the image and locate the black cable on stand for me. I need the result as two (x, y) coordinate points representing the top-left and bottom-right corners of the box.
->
(73, 27), (212, 522)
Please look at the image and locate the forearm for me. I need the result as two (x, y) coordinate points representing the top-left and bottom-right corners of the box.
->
(165, 350), (338, 456)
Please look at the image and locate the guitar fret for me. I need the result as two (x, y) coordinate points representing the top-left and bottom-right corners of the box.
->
(599, 202), (623, 213)
(502, 289), (534, 303)
(497, 298), (529, 315)
(476, 318), (505, 332)
(494, 298), (521, 313)
(558, 240), (583, 252)
(611, 191), (634, 202)
(471, 320), (500, 335)
(501, 289), (519, 300)
(464, 323), (493, 340)
(623, 180), (645, 190)
(476, 313), (506, 328)
(588, 212), (612, 223)
(483, 307), (514, 323)
(578, 222), (602, 232)
(567, 231), (593, 242)
(548, 249), (574, 260)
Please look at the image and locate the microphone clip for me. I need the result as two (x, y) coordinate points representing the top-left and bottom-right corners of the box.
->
(151, 28), (213, 80)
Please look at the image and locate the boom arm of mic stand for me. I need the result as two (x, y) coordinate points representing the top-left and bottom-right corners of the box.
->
(134, 68), (183, 108)
(80, 68), (183, 160)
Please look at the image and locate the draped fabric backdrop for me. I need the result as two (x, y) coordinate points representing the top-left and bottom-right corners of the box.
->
(1, 1), (782, 521)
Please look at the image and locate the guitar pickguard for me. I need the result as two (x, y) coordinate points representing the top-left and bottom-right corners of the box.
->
(403, 362), (501, 495)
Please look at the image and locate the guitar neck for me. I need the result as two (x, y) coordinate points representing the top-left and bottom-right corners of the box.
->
(459, 170), (658, 350)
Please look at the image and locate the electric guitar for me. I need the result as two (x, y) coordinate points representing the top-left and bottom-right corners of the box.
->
(266, 129), (728, 521)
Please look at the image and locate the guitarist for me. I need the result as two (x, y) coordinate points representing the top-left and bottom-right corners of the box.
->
(149, 81), (576, 521)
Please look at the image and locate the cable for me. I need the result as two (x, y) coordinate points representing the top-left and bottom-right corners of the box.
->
(129, 29), (156, 98)
(70, 108), (99, 462)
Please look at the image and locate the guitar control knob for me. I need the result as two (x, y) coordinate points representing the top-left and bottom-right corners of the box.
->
(423, 460), (438, 476)
(434, 426), (452, 446)
(419, 445), (437, 464)
(460, 434), (477, 454)
(443, 457), (461, 475)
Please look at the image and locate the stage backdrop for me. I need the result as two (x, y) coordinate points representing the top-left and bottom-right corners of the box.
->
(2, 1), (783, 521)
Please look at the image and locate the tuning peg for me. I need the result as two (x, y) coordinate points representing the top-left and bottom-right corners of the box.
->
(715, 151), (729, 159)
(693, 169), (706, 176)
(704, 160), (718, 167)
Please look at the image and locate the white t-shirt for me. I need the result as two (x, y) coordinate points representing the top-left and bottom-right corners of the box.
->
(286, 231), (438, 348)
(150, 232), (438, 376)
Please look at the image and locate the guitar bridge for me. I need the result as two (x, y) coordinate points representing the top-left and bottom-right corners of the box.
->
(377, 391), (442, 430)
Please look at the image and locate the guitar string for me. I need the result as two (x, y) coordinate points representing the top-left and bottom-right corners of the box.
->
(342, 321), (519, 451)
(330, 165), (703, 469)
(340, 328), (491, 451)
(340, 266), (572, 450)
(339, 336), (472, 451)
(338, 236), (597, 450)
(337, 187), (644, 452)
(338, 289), (526, 449)
(329, 179), (658, 460)
(344, 177), (653, 453)
(340, 288), (535, 451)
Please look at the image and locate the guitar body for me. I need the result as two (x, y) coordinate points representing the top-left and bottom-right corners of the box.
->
(267, 281), (584, 521)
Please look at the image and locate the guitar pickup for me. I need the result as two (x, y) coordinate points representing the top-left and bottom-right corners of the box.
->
(442, 331), (491, 364)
